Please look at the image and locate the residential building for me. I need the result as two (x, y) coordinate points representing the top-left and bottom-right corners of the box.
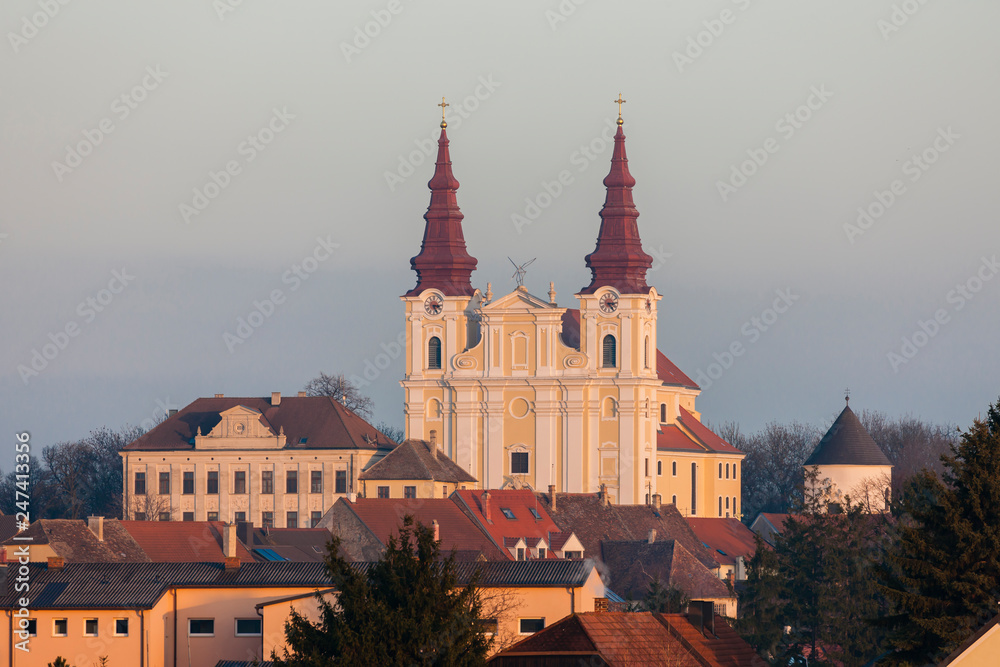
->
(119, 392), (395, 526)
(357, 435), (477, 499)
(749, 512), (790, 548)
(399, 115), (743, 506)
(236, 524), (332, 563)
(685, 517), (759, 581)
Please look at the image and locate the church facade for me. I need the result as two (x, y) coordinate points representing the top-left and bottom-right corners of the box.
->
(400, 110), (743, 511)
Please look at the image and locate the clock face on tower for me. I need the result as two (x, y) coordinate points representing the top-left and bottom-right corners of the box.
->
(599, 292), (619, 314)
(423, 294), (443, 316)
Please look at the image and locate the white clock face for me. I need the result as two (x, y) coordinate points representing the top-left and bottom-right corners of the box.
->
(424, 294), (443, 316)
(599, 292), (619, 314)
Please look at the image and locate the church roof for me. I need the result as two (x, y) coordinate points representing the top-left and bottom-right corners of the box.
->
(122, 395), (396, 451)
(358, 439), (476, 483)
(804, 404), (891, 467)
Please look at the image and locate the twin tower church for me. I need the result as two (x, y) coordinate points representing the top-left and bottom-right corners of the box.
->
(400, 103), (744, 510)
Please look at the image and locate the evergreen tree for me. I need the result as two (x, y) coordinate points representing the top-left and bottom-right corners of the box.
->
(735, 534), (784, 661)
(642, 578), (689, 613)
(273, 515), (491, 666)
(877, 398), (1000, 665)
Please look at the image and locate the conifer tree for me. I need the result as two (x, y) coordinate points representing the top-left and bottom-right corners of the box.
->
(273, 516), (491, 666)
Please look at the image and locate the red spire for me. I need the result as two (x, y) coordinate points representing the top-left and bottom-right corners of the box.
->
(405, 125), (478, 297)
(580, 121), (653, 295)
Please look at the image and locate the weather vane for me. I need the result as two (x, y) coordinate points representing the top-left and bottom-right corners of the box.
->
(614, 92), (626, 125)
(509, 257), (535, 288)
(438, 96), (449, 128)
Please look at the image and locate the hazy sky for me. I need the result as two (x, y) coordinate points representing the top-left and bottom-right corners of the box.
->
(2, 1), (998, 456)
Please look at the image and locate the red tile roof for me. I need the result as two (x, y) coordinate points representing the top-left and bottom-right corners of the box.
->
(677, 407), (743, 454)
(659, 613), (769, 667)
(453, 490), (562, 558)
(123, 395), (395, 451)
(120, 521), (254, 562)
(342, 498), (506, 560)
(658, 424), (706, 452)
(657, 350), (699, 389)
(685, 518), (758, 566)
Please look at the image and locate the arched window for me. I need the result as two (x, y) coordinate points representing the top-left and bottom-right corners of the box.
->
(644, 336), (650, 369)
(726, 463), (730, 479)
(719, 497), (723, 516)
(602, 334), (616, 368)
(657, 461), (662, 476)
(733, 497), (738, 515)
(718, 463), (723, 478)
(725, 496), (730, 510)
(734, 463), (738, 479)
(660, 404), (666, 423)
(671, 461), (677, 476)
(691, 463), (697, 515)
(428, 336), (442, 369)
(671, 494), (677, 506)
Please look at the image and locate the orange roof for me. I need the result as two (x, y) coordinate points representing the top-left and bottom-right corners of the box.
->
(120, 521), (254, 562)
(658, 424), (706, 452)
(678, 407), (743, 454)
(453, 490), (562, 557)
(686, 518), (758, 566)
(657, 350), (699, 389)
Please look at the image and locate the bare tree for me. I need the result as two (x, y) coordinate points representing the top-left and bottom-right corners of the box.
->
(125, 492), (173, 521)
(477, 585), (523, 654)
(858, 410), (958, 493)
(374, 421), (405, 444)
(738, 421), (822, 521)
(303, 372), (374, 419)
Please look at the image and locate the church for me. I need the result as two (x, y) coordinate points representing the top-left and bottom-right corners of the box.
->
(400, 102), (744, 512)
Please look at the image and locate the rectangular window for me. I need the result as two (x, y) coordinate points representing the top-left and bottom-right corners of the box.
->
(25, 619), (36, 637)
(134, 472), (146, 495)
(261, 470), (274, 494)
(478, 619), (498, 636)
(234, 511), (246, 522)
(207, 512), (219, 522)
(286, 470), (298, 494)
(134, 512), (146, 521)
(311, 470), (323, 494)
(183, 512), (194, 522)
(235, 619), (262, 637)
(519, 618), (545, 634)
(528, 507), (541, 520)
(53, 618), (67, 637)
(511, 452), (529, 474)
(158, 471), (170, 495)
(442, 485), (448, 498)
(645, 458), (649, 477)
(537, 548), (546, 559)
(207, 471), (219, 494)
(114, 618), (128, 636)
(188, 619), (215, 637)
(335, 470), (347, 494)
(158, 512), (171, 522)
(262, 511), (274, 528)
(183, 471), (194, 495)
(311, 511), (322, 528)
(404, 486), (417, 499)
(564, 551), (581, 560)
(286, 511), (298, 528)
(84, 618), (98, 636)
(516, 548), (525, 561)
(500, 508), (516, 520)
(234, 470), (247, 494)
(378, 486), (390, 498)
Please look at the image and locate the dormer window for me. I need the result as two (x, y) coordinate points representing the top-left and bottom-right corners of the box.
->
(500, 508), (516, 520)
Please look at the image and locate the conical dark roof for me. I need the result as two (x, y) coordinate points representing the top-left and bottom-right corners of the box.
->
(804, 404), (892, 467)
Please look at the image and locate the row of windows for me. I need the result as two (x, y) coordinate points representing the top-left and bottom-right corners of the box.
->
(718, 496), (739, 517)
(135, 470), (347, 496)
(22, 617), (260, 638)
(653, 460), (740, 479)
(134, 510), (324, 528)
(427, 334), (625, 370)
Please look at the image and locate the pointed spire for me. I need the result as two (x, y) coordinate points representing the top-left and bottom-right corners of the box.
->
(580, 108), (652, 295)
(405, 112), (477, 298)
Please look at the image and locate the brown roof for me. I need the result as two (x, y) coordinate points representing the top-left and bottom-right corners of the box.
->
(805, 404), (891, 466)
(493, 612), (764, 667)
(3, 519), (149, 563)
(122, 395), (395, 451)
(120, 521), (254, 562)
(685, 518), (758, 566)
(245, 527), (332, 562)
(359, 439), (476, 483)
(601, 539), (732, 601)
(536, 492), (720, 571)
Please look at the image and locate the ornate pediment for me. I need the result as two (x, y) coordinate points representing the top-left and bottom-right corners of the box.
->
(481, 286), (559, 312)
(194, 406), (287, 450)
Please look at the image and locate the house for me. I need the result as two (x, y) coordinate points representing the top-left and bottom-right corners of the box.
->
(357, 435), (477, 499)
(686, 517), (759, 581)
(119, 392), (396, 527)
(318, 496), (507, 561)
(804, 398), (893, 512)
(236, 524), (332, 563)
(489, 603), (765, 666)
(749, 513), (791, 548)
(120, 520), (255, 562)
(600, 540), (737, 617)
(941, 614), (1000, 666)
(2, 517), (148, 563)
(453, 489), (585, 560)
(398, 115), (744, 506)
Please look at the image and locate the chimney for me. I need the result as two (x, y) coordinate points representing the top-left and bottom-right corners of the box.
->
(236, 521), (253, 546)
(594, 597), (609, 613)
(548, 485), (557, 512)
(214, 393), (224, 398)
(652, 494), (661, 511)
(429, 430), (438, 459)
(168, 408), (178, 417)
(48, 556), (65, 571)
(87, 516), (104, 542)
(483, 491), (492, 522)
(271, 391), (281, 406)
(647, 529), (656, 544)
(297, 391), (306, 397)
(432, 519), (440, 542)
(224, 556), (240, 572)
(600, 484), (609, 507)
(223, 522), (237, 559)
(689, 600), (716, 637)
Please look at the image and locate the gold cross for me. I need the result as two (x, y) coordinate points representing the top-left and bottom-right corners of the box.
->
(614, 93), (626, 122)
(438, 96), (449, 128)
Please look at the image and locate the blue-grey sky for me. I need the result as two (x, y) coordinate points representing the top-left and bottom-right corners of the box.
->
(2, 1), (998, 454)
